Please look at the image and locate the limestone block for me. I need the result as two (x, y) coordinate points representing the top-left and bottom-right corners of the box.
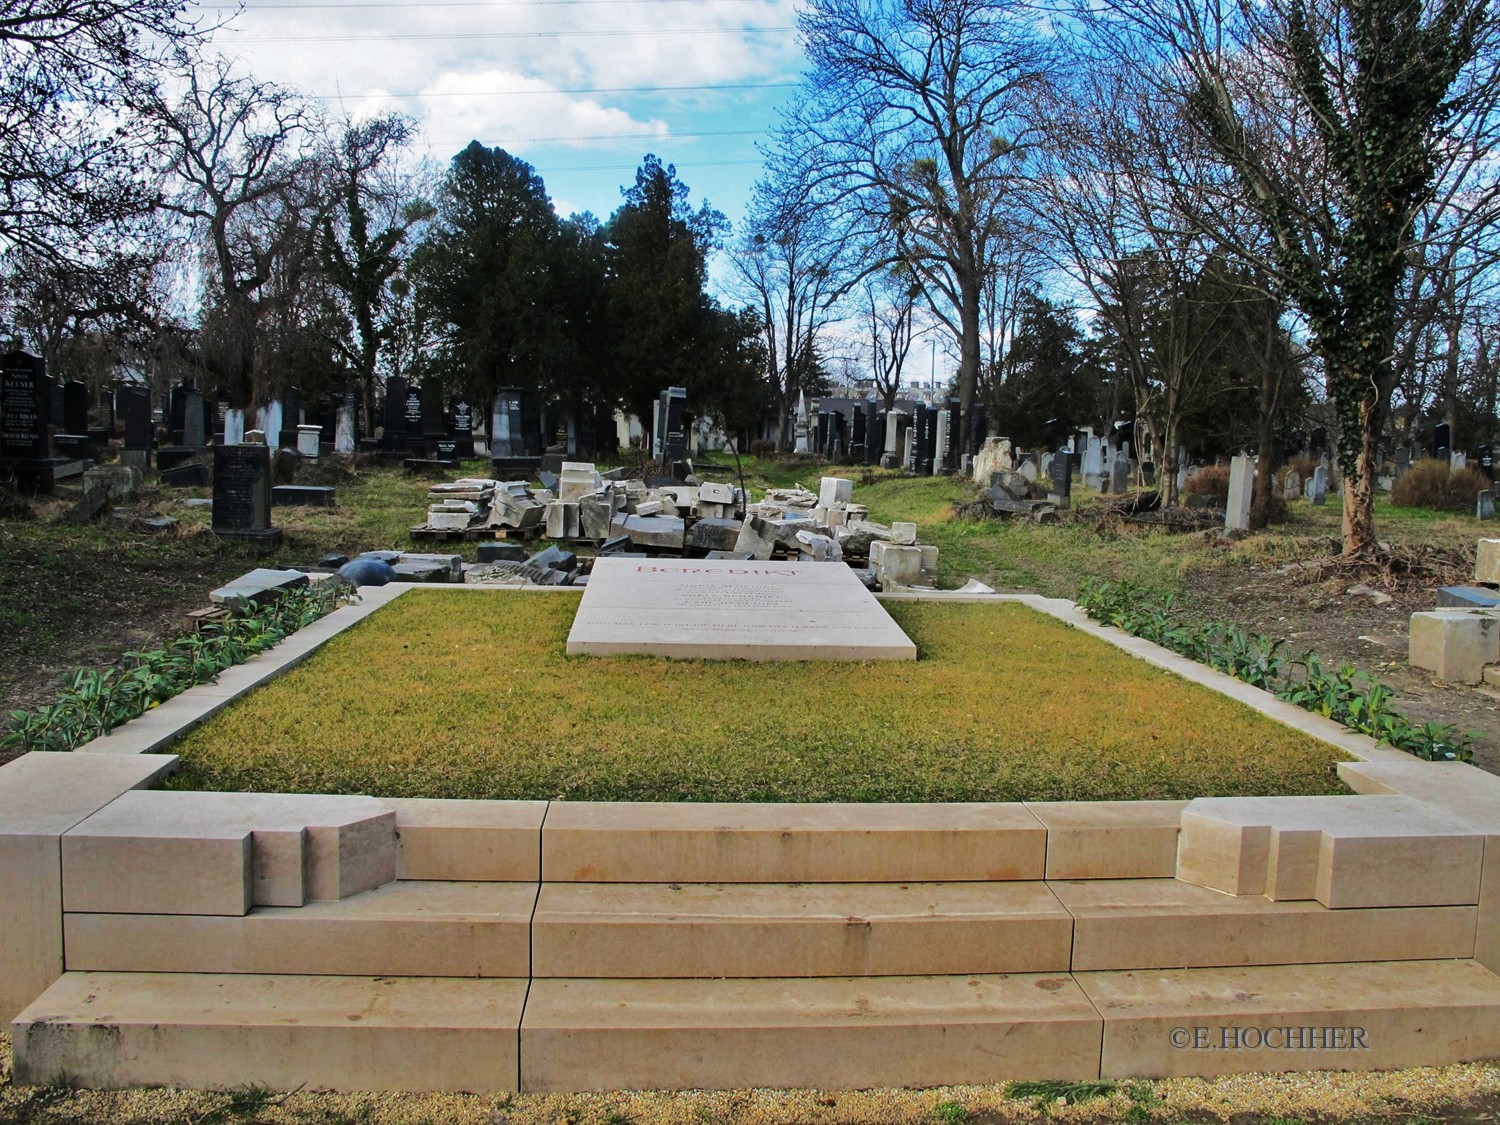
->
(685, 517), (742, 553)
(620, 515), (685, 550)
(532, 881), (1072, 978)
(63, 791), (397, 916)
(65, 881), (535, 978)
(1026, 800), (1186, 879)
(542, 802), (1046, 883)
(818, 477), (853, 507)
(871, 541), (923, 589)
(544, 501), (568, 539)
(1476, 538), (1500, 584)
(0, 753), (181, 1022)
(698, 481), (735, 505)
(1054, 878), (1476, 970)
(732, 515), (777, 561)
(1176, 795), (1484, 908)
(380, 798), (546, 881)
(1409, 609), (1500, 682)
(890, 521), (917, 545)
(1334, 760), (1500, 975)
(13, 971), (526, 1092)
(208, 568), (309, 613)
(1081, 960), (1500, 1078)
(520, 973), (1102, 1091)
(577, 496), (613, 539)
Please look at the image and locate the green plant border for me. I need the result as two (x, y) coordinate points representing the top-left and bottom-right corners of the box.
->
(1076, 578), (1475, 763)
(2, 583), (354, 754)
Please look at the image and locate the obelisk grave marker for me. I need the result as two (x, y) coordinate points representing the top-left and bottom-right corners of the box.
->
(567, 558), (917, 661)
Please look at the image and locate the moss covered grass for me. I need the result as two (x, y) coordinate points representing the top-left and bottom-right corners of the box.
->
(167, 589), (1346, 803)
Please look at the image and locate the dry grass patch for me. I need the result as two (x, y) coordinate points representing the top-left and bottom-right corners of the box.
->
(167, 591), (1347, 802)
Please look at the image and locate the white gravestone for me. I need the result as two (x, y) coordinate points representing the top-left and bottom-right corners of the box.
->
(567, 558), (917, 662)
(1225, 454), (1254, 531)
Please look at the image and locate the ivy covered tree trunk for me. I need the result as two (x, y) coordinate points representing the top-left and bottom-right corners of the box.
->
(1342, 394), (1380, 555)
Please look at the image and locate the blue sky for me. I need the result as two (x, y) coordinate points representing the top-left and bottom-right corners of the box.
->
(200, 0), (806, 229)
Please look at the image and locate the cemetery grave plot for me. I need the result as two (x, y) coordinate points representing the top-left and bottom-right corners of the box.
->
(168, 590), (1347, 804)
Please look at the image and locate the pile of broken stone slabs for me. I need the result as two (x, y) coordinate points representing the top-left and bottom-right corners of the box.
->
(415, 479), (546, 540)
(542, 461), (746, 555)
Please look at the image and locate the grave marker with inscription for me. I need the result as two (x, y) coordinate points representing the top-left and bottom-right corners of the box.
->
(567, 558), (916, 662)
(212, 445), (281, 544)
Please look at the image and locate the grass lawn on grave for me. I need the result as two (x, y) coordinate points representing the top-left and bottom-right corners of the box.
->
(166, 590), (1347, 803)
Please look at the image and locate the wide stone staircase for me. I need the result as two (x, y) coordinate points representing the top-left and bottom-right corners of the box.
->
(7, 760), (1500, 1093)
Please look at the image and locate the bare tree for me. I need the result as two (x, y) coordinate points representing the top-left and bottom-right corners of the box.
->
(729, 167), (850, 449)
(780, 0), (1051, 459)
(143, 58), (326, 408)
(0, 0), (207, 265)
(860, 266), (921, 409)
(1074, 0), (1500, 555)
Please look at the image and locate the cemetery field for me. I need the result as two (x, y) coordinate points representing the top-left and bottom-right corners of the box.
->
(166, 589), (1347, 804)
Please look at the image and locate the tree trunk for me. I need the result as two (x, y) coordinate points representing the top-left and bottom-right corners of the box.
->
(957, 275), (982, 457)
(1341, 396), (1379, 557)
(1248, 336), (1281, 531)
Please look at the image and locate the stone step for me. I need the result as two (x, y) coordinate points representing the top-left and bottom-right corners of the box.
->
(519, 973), (1103, 1091)
(1486, 664), (1500, 687)
(11, 971), (527, 1093)
(531, 881), (1073, 978)
(1053, 878), (1477, 970)
(64, 880), (536, 978)
(1079, 959), (1500, 1078)
(541, 801), (1047, 882)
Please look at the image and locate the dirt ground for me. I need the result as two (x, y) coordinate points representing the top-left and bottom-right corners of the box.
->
(1178, 562), (1500, 776)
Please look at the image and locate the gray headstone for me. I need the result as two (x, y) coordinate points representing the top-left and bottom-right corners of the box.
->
(1225, 454), (1253, 531)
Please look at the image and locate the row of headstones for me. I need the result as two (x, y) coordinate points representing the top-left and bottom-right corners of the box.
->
(798, 401), (961, 474)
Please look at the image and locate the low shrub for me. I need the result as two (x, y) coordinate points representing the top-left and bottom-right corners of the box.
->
(748, 439), (776, 458)
(1, 583), (352, 754)
(1184, 464), (1230, 500)
(1391, 458), (1490, 512)
(1076, 577), (1476, 762)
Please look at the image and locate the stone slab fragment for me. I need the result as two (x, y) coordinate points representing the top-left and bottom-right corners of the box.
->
(1026, 800), (1186, 879)
(12, 971), (525, 1092)
(566, 558), (916, 661)
(1081, 960), (1500, 1078)
(1176, 795), (1484, 908)
(533, 881), (1071, 978)
(208, 568), (309, 612)
(520, 973), (1102, 1091)
(1054, 878), (1476, 970)
(542, 802), (1046, 883)
(64, 881), (535, 977)
(1409, 609), (1500, 683)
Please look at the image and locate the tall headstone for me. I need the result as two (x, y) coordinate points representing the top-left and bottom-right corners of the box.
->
(256, 399), (283, 451)
(212, 444), (279, 543)
(96, 390), (115, 435)
(404, 386), (424, 450)
(864, 401), (881, 465)
(933, 409), (950, 476)
(182, 387), (206, 449)
(62, 380), (89, 436)
(1310, 463), (1329, 505)
(383, 376), (407, 450)
(1048, 449), (1073, 510)
(421, 383), (446, 441)
(1395, 446), (1411, 480)
(1452, 450), (1468, 472)
(490, 389), (517, 458)
(335, 393), (357, 454)
(450, 394), (474, 451)
(1110, 443), (1131, 493)
(278, 388), (301, 452)
(0, 350), (59, 490)
(660, 386), (688, 467)
(168, 383), (187, 445)
(1225, 454), (1253, 531)
(214, 388), (231, 443)
(1083, 435), (1104, 490)
(121, 388), (151, 458)
(1477, 490), (1496, 521)
(1480, 445), (1494, 481)
(1434, 421), (1451, 461)
(223, 408), (246, 447)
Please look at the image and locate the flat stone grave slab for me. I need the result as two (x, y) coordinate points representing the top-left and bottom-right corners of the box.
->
(566, 557), (916, 661)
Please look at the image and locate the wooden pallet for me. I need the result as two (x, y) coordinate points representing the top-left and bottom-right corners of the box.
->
(409, 524), (545, 543)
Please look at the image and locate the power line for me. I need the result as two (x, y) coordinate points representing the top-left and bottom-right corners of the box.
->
(225, 24), (796, 42)
(203, 0), (782, 7)
(426, 128), (762, 143)
(307, 80), (798, 100)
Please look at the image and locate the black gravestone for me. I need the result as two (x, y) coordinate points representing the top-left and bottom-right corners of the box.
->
(212, 445), (280, 543)
(1479, 445), (1494, 481)
(122, 389), (152, 449)
(62, 380), (89, 435)
(2, 351), (50, 462)
(404, 387), (423, 451)
(278, 387), (301, 451)
(1048, 451), (1073, 508)
(168, 383), (187, 445)
(383, 376), (407, 450)
(864, 402), (881, 465)
(421, 384), (446, 440)
(451, 395), (473, 447)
